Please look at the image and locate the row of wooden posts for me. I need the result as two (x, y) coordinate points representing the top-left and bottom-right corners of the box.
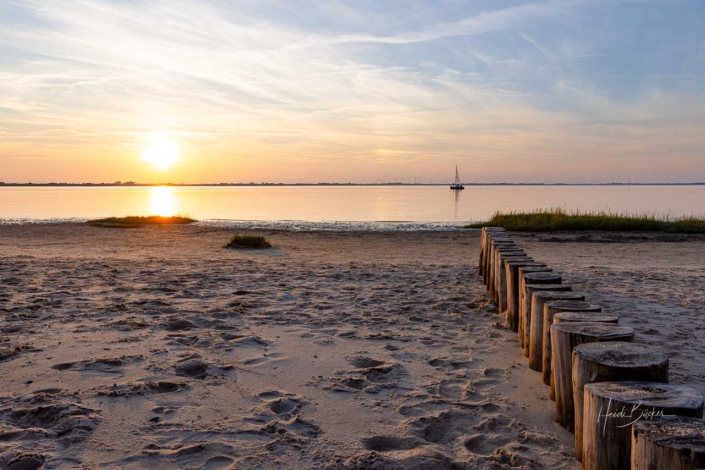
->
(479, 227), (705, 470)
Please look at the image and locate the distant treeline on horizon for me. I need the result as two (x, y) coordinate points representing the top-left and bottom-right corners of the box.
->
(0, 182), (704, 187)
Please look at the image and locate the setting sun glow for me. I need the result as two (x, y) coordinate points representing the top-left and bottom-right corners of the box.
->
(141, 133), (180, 170)
(149, 186), (177, 216)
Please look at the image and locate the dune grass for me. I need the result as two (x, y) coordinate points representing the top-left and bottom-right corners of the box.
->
(225, 234), (272, 249)
(466, 208), (705, 233)
(87, 215), (196, 228)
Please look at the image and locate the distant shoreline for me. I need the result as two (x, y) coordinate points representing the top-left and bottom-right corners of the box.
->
(1, 183), (704, 187)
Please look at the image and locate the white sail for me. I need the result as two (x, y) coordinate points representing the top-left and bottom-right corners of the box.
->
(451, 165), (465, 189)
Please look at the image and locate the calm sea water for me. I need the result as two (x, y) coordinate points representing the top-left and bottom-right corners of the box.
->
(0, 186), (703, 230)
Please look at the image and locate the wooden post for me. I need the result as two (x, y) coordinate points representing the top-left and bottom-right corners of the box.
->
(573, 342), (669, 462)
(550, 323), (635, 431)
(496, 252), (531, 316)
(490, 244), (520, 300)
(520, 279), (565, 358)
(493, 247), (524, 301)
(517, 268), (555, 347)
(483, 235), (509, 286)
(494, 249), (527, 302)
(504, 261), (547, 332)
(479, 227), (505, 274)
(528, 291), (584, 372)
(632, 416), (705, 470)
(486, 238), (515, 292)
(542, 300), (602, 391)
(483, 233), (511, 285)
(583, 382), (704, 470)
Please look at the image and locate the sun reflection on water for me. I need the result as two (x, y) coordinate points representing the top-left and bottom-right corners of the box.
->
(149, 186), (177, 216)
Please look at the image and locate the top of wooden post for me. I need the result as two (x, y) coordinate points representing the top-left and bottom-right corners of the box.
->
(554, 312), (619, 324)
(550, 322), (635, 340)
(573, 342), (666, 368)
(633, 416), (705, 454)
(506, 261), (545, 267)
(545, 300), (601, 312)
(533, 291), (582, 301)
(522, 272), (562, 283)
(585, 382), (704, 410)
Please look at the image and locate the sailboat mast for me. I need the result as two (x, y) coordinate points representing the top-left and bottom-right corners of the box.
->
(451, 165), (464, 189)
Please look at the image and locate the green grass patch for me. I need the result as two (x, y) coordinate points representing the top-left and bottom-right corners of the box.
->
(87, 215), (196, 228)
(466, 208), (705, 233)
(225, 234), (272, 249)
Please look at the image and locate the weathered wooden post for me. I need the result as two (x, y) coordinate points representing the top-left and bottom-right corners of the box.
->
(505, 261), (548, 332)
(483, 233), (511, 285)
(520, 280), (566, 357)
(583, 382), (704, 470)
(496, 251), (532, 316)
(479, 227), (505, 274)
(632, 416), (705, 470)
(486, 238), (516, 292)
(550, 323), (635, 430)
(519, 274), (563, 356)
(573, 342), (668, 462)
(493, 247), (525, 301)
(528, 291), (585, 372)
(542, 300), (602, 391)
(517, 268), (555, 346)
(483, 234), (508, 285)
(490, 244), (521, 300)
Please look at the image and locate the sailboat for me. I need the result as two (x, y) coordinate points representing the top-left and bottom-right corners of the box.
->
(450, 166), (465, 190)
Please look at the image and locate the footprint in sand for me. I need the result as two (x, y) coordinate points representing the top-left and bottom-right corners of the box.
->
(425, 378), (482, 401)
(247, 391), (322, 438)
(51, 355), (144, 374)
(203, 456), (235, 470)
(163, 318), (198, 331)
(1, 395), (101, 444)
(96, 379), (189, 397)
(403, 409), (479, 445)
(239, 352), (288, 367)
(323, 356), (408, 394)
(468, 367), (507, 391)
(428, 356), (476, 371)
(174, 357), (234, 380)
(361, 409), (515, 466)
(462, 433), (513, 456)
(220, 333), (269, 348)
(1, 453), (46, 470)
(361, 435), (428, 452)
(107, 317), (151, 331)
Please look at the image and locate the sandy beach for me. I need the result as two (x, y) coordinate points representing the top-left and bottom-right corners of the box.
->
(1, 224), (704, 469)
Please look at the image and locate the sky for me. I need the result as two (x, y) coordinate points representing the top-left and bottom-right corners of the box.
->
(1, 0), (704, 184)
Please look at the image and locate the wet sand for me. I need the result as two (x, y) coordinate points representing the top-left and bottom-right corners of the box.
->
(0, 224), (702, 469)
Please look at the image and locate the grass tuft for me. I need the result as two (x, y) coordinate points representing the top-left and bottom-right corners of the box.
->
(225, 234), (272, 249)
(466, 208), (705, 233)
(87, 215), (196, 228)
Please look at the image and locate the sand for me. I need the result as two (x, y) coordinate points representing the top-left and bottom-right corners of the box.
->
(0, 225), (702, 469)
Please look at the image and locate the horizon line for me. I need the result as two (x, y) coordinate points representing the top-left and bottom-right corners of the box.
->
(1, 182), (705, 187)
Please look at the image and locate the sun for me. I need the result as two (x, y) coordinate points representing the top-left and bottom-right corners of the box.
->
(141, 133), (180, 169)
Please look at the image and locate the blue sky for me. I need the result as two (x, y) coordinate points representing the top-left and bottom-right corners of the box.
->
(0, 0), (704, 183)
